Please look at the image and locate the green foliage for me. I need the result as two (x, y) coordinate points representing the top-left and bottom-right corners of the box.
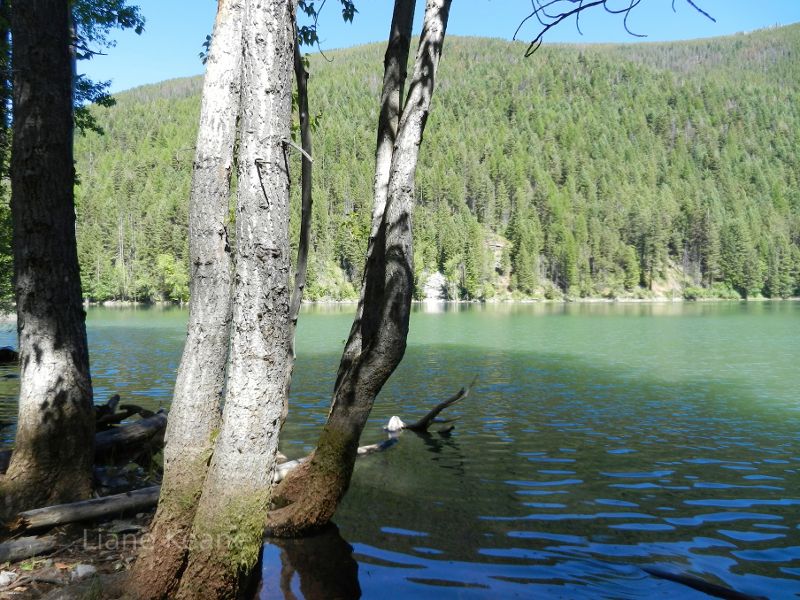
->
(63, 26), (800, 302)
(73, 1), (145, 134)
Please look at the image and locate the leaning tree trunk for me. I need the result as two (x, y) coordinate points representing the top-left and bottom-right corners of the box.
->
(288, 36), (313, 353)
(129, 1), (242, 596)
(268, 0), (451, 537)
(0, 0), (95, 521)
(174, 0), (297, 597)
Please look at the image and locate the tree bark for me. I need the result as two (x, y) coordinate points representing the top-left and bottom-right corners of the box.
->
(0, 0), (95, 521)
(268, 0), (451, 537)
(370, 0), (416, 238)
(129, 1), (243, 597)
(175, 0), (297, 596)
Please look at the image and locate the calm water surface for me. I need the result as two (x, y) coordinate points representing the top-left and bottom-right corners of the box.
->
(1, 302), (799, 598)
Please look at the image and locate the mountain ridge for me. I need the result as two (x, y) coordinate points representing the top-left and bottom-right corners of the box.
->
(73, 24), (800, 302)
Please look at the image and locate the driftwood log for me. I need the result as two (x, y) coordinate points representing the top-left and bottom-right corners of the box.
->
(0, 411), (167, 475)
(94, 411), (167, 464)
(0, 536), (57, 563)
(12, 487), (160, 532)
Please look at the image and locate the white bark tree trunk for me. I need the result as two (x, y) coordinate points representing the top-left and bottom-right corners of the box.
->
(130, 1), (243, 596)
(176, 0), (297, 595)
(268, 0), (452, 537)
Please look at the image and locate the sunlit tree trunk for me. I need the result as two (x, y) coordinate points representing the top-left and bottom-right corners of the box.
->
(129, 1), (242, 596)
(0, 0), (95, 520)
(175, 0), (297, 596)
(268, 0), (451, 537)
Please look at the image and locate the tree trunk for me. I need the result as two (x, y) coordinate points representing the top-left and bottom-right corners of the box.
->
(370, 0), (416, 237)
(288, 38), (312, 345)
(175, 0), (297, 596)
(129, 1), (243, 597)
(0, 0), (95, 521)
(268, 0), (451, 537)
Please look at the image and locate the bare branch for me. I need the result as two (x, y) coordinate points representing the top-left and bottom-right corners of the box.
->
(516, 0), (715, 57)
(404, 376), (478, 432)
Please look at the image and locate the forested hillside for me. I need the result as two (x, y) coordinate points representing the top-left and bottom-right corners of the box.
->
(69, 25), (800, 302)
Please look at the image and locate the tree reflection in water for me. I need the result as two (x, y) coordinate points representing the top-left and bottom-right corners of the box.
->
(257, 523), (361, 599)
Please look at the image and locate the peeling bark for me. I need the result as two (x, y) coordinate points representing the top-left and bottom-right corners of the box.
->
(129, 1), (243, 597)
(175, 0), (298, 596)
(0, 0), (95, 521)
(268, 0), (451, 537)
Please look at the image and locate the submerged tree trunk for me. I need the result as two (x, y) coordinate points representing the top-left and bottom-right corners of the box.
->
(0, 0), (95, 521)
(129, 1), (243, 597)
(175, 0), (297, 596)
(268, 0), (451, 537)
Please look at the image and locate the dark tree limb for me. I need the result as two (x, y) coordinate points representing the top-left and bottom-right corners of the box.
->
(404, 376), (477, 432)
(515, 0), (715, 57)
(95, 393), (155, 430)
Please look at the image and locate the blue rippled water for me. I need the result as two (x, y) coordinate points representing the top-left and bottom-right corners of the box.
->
(1, 302), (799, 598)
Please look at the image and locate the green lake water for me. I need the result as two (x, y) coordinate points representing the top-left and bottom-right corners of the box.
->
(1, 301), (799, 598)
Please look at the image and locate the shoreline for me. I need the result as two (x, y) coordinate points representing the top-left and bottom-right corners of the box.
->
(0, 295), (796, 321)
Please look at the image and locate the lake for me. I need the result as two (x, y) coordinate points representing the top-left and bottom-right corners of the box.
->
(1, 301), (799, 598)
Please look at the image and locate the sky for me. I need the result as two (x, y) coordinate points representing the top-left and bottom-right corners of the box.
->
(83, 1), (800, 94)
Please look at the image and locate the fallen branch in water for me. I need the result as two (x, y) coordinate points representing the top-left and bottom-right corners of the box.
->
(390, 376), (477, 433)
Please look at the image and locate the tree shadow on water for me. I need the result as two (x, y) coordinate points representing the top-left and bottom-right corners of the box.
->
(255, 523), (361, 600)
